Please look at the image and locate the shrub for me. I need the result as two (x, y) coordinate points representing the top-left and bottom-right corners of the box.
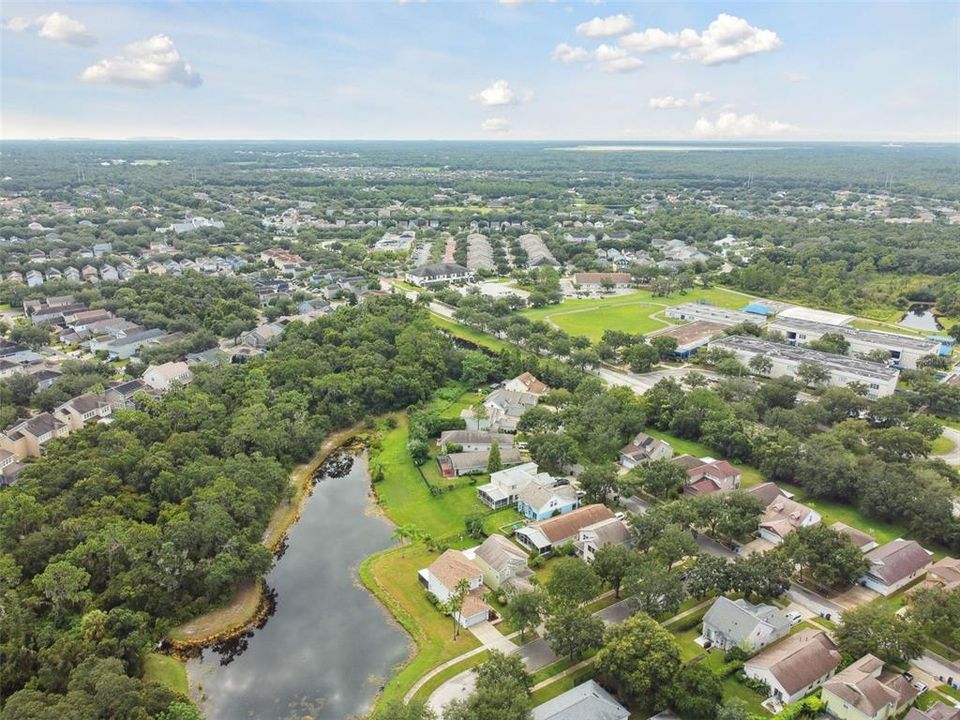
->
(724, 646), (749, 663)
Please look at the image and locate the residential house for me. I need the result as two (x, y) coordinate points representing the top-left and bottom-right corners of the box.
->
(756, 494), (822, 545)
(481, 388), (539, 433)
(860, 540), (933, 596)
(105, 380), (147, 410)
(503, 372), (549, 397)
(54, 394), (112, 431)
(240, 322), (285, 348)
(100, 264), (119, 282)
(1, 412), (70, 459)
(831, 522), (878, 552)
(477, 462), (555, 510)
(63, 266), (81, 283)
(468, 534), (533, 591)
(516, 483), (580, 521)
(514, 504), (616, 555)
(905, 704), (960, 720)
(28, 368), (61, 389)
(26, 270), (44, 287)
(919, 556), (960, 593)
(701, 597), (791, 653)
(437, 447), (523, 478)
(530, 680), (629, 720)
(142, 362), (194, 392)
(0, 449), (23, 487)
(822, 655), (918, 720)
(573, 515), (632, 562)
(684, 460), (743, 496)
(439, 430), (515, 453)
(417, 549), (490, 628)
(92, 242), (113, 257)
(744, 629), (842, 704)
(618, 433), (673, 469)
(102, 328), (165, 360)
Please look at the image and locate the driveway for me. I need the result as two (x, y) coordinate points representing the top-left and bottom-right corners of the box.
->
(427, 668), (476, 715)
(468, 621), (517, 654)
(597, 598), (635, 625)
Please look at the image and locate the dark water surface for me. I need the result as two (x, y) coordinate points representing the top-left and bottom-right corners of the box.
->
(899, 305), (942, 331)
(189, 452), (409, 720)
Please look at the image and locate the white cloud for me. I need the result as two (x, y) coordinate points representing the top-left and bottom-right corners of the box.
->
(576, 13), (633, 38)
(594, 44), (642, 73)
(4, 11), (96, 46)
(649, 92), (714, 110)
(693, 112), (797, 138)
(481, 117), (511, 133)
(552, 42), (589, 63)
(469, 79), (521, 108)
(80, 34), (201, 88)
(784, 72), (810, 82)
(619, 14), (780, 65)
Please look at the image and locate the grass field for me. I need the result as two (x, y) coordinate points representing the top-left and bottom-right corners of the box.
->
(931, 435), (956, 455)
(361, 544), (482, 713)
(143, 654), (189, 697)
(430, 313), (510, 352)
(518, 287), (754, 342)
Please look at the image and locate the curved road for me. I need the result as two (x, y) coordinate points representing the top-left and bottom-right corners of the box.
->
(934, 425), (960, 466)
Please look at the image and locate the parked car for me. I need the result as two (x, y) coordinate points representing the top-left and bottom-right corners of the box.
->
(785, 611), (803, 626)
(913, 682), (929, 693)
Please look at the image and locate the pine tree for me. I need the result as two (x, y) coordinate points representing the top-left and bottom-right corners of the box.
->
(487, 439), (502, 473)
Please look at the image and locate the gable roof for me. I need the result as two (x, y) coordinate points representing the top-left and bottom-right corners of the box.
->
(474, 534), (527, 572)
(532, 504), (615, 544)
(427, 549), (482, 590)
(517, 483), (578, 512)
(865, 539), (933, 586)
(824, 655), (918, 717)
(759, 496), (819, 540)
(830, 522), (877, 551)
(512, 371), (548, 395)
(747, 482), (788, 507)
(531, 680), (629, 720)
(905, 703), (960, 720)
(703, 597), (790, 646)
(747, 629), (841, 695)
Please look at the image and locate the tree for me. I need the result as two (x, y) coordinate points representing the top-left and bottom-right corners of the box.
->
(730, 551), (794, 601)
(796, 361), (830, 387)
(634, 459), (688, 499)
(592, 545), (641, 599)
(651, 335), (679, 360)
(441, 578), (472, 640)
(577, 464), (620, 505)
(748, 354), (773, 375)
(527, 432), (577, 474)
(837, 604), (926, 663)
(33, 560), (91, 617)
(651, 524), (699, 569)
(461, 351), (495, 387)
(670, 663), (724, 720)
(545, 557), (603, 606)
(624, 343), (660, 373)
(503, 590), (545, 642)
(623, 559), (686, 617)
(381, 702), (438, 720)
(808, 333), (850, 355)
(544, 604), (604, 663)
(516, 406), (559, 434)
(686, 554), (732, 598)
(442, 651), (531, 720)
(781, 526), (869, 587)
(716, 700), (751, 720)
(392, 524), (418, 557)
(595, 612), (681, 707)
(487, 440), (502, 473)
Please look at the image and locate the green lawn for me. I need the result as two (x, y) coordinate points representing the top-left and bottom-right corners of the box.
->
(931, 435), (956, 455)
(430, 314), (509, 352)
(410, 650), (491, 705)
(143, 654), (189, 697)
(371, 413), (519, 541)
(849, 318), (929, 337)
(361, 544), (482, 715)
(519, 287), (753, 342)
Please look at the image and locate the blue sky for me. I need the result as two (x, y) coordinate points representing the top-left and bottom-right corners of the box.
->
(2, 1), (958, 141)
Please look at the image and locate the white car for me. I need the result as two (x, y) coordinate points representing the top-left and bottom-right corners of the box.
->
(913, 681), (929, 693)
(785, 611), (803, 625)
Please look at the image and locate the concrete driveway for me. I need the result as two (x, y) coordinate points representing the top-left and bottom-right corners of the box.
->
(518, 638), (559, 672)
(597, 598), (635, 625)
(468, 621), (517, 654)
(427, 668), (476, 715)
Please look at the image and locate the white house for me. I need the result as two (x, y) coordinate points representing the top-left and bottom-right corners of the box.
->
(701, 597), (791, 653)
(744, 629), (842, 704)
(477, 462), (554, 510)
(860, 539), (933, 596)
(142, 361), (194, 392)
(618, 433), (673, 469)
(417, 549), (490, 628)
(573, 516), (632, 562)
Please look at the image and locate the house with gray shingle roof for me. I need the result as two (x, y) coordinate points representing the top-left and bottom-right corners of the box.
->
(702, 597), (791, 653)
(531, 680), (628, 720)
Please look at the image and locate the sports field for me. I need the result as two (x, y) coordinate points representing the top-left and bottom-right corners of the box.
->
(520, 287), (754, 342)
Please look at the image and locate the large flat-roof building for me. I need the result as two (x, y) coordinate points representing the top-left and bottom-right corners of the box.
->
(709, 335), (899, 399)
(666, 303), (761, 327)
(769, 316), (943, 369)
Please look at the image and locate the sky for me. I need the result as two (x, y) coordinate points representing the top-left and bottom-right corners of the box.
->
(1, 1), (958, 142)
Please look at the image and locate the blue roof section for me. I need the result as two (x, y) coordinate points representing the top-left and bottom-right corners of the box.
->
(742, 302), (773, 315)
(928, 335), (955, 344)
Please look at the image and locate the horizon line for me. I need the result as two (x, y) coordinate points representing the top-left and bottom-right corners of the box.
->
(1, 137), (958, 145)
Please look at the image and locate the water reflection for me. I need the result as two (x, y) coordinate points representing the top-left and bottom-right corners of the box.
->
(189, 452), (409, 720)
(899, 305), (942, 332)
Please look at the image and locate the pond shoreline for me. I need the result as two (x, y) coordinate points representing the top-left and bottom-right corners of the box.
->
(166, 423), (365, 652)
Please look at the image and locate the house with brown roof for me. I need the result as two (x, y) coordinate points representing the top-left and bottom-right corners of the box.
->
(437, 447), (523, 478)
(504, 372), (549, 396)
(1, 412), (70, 459)
(619, 432), (673, 469)
(142, 361), (194, 392)
(684, 460), (743, 497)
(417, 549), (490, 628)
(514, 504), (616, 554)
(54, 394), (113, 432)
(744, 629), (842, 704)
(831, 522), (878, 552)
(905, 704), (960, 720)
(919, 556), (960, 593)
(439, 430), (515, 453)
(756, 495), (822, 545)
(821, 654), (918, 720)
(861, 540), (933, 596)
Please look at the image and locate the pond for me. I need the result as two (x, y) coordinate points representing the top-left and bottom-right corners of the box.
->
(899, 304), (942, 332)
(188, 452), (409, 720)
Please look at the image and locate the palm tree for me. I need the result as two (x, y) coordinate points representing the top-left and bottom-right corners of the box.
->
(446, 578), (472, 639)
(392, 524), (417, 556)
